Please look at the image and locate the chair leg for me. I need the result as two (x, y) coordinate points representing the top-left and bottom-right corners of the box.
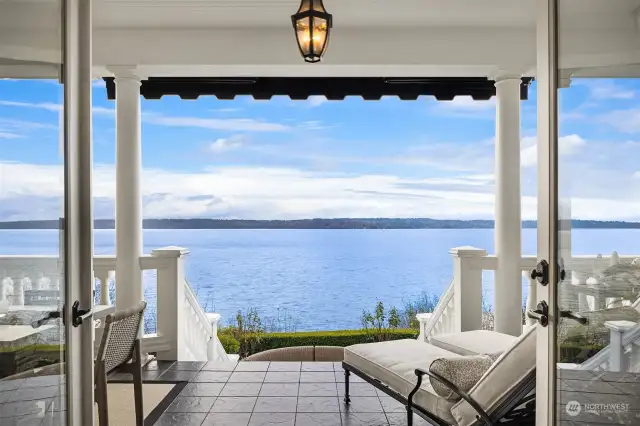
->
(343, 368), (351, 404)
(133, 339), (144, 426)
(407, 406), (413, 426)
(96, 365), (109, 426)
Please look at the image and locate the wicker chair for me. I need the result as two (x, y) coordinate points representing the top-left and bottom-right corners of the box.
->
(95, 301), (147, 426)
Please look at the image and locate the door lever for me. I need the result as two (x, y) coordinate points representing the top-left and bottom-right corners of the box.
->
(527, 301), (549, 327)
(531, 260), (549, 286)
(71, 301), (92, 327)
(560, 310), (588, 325)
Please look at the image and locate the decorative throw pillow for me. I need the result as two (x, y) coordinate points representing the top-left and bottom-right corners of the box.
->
(428, 353), (500, 401)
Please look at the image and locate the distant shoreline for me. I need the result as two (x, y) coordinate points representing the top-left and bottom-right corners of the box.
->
(1, 218), (639, 230)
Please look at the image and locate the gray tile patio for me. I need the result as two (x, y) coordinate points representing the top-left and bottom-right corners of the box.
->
(3, 359), (639, 425)
(149, 360), (422, 426)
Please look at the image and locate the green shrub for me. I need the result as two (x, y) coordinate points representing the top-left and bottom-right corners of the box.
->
(361, 301), (403, 341)
(218, 332), (240, 354)
(237, 328), (417, 357)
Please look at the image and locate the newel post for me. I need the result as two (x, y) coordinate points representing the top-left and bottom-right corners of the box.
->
(450, 246), (487, 332)
(416, 313), (433, 342)
(206, 313), (222, 361)
(605, 320), (635, 372)
(152, 246), (189, 361)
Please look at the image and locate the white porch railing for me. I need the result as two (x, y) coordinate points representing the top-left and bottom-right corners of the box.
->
(0, 256), (62, 306)
(417, 247), (640, 343)
(0, 247), (229, 363)
(184, 280), (228, 362)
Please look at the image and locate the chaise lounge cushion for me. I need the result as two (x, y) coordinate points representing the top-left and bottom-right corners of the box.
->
(429, 354), (500, 401)
(344, 339), (458, 424)
(451, 325), (537, 426)
(430, 330), (518, 356)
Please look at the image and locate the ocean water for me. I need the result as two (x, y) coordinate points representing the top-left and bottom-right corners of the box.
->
(1, 228), (639, 330)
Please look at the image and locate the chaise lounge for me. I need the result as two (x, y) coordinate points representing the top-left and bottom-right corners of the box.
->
(341, 325), (537, 426)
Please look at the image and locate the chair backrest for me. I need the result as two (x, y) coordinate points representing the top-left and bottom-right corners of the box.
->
(96, 301), (146, 373)
(450, 324), (537, 426)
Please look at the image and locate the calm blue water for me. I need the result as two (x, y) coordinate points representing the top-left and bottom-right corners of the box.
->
(1, 228), (639, 330)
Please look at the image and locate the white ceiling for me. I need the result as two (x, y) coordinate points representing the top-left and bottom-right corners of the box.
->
(92, 0), (537, 29)
(1, 0), (640, 78)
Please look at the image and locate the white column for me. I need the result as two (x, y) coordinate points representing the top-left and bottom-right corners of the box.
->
(114, 70), (143, 311)
(450, 246), (487, 332)
(494, 76), (523, 337)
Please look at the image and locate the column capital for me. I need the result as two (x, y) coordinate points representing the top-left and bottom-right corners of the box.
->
(108, 66), (144, 82)
(491, 71), (522, 85)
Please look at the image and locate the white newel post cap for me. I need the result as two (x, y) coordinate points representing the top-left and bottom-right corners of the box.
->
(604, 320), (636, 333)
(416, 313), (433, 323)
(151, 246), (190, 258)
(206, 313), (221, 326)
(449, 246), (488, 257)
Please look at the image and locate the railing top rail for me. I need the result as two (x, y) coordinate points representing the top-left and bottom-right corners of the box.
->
(184, 279), (214, 332)
(423, 279), (454, 338)
(466, 253), (640, 272)
(0, 255), (60, 260)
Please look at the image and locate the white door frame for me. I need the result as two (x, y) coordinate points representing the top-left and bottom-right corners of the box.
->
(535, 0), (559, 424)
(62, 0), (95, 424)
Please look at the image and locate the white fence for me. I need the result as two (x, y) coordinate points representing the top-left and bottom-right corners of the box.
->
(418, 247), (640, 345)
(0, 247), (229, 363)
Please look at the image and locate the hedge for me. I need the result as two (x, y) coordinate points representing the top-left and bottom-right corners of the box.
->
(218, 333), (240, 354)
(220, 328), (418, 357)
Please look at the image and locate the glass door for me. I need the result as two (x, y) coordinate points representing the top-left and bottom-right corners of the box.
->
(0, 0), (94, 424)
(536, 0), (640, 423)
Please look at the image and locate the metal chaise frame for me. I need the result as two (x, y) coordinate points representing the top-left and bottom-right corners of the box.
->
(342, 361), (535, 426)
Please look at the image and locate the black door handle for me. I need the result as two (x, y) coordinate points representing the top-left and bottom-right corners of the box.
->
(71, 301), (92, 327)
(560, 310), (588, 325)
(531, 260), (549, 286)
(527, 301), (549, 327)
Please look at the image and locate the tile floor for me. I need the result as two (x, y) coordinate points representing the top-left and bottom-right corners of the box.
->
(6, 360), (639, 425)
(146, 361), (433, 426)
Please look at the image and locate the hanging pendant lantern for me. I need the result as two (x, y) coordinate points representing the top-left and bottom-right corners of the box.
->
(291, 0), (333, 63)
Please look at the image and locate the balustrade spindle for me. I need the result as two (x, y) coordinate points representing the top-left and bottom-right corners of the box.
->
(11, 274), (24, 306)
(95, 268), (112, 306)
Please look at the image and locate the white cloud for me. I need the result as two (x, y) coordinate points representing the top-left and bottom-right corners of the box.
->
(574, 80), (635, 100)
(0, 132), (21, 139)
(307, 96), (328, 107)
(0, 162), (506, 221)
(212, 108), (242, 113)
(521, 134), (586, 168)
(144, 114), (289, 132)
(430, 97), (496, 120)
(439, 97), (496, 111)
(0, 100), (114, 116)
(0, 100), (291, 132)
(600, 109), (640, 133)
(2, 154), (640, 221)
(0, 100), (60, 112)
(209, 136), (245, 153)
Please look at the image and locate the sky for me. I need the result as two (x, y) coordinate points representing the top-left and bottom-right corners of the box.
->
(0, 78), (639, 221)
